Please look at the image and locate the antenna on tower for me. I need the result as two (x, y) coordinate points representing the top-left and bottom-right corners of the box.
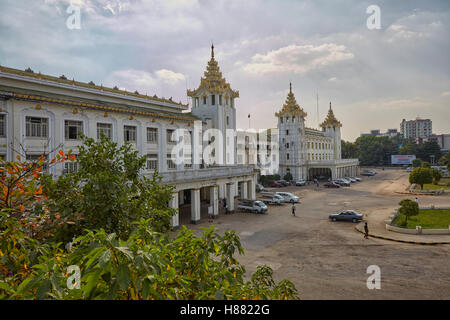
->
(316, 90), (319, 128)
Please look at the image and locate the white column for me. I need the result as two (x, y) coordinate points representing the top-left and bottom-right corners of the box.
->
(226, 183), (235, 213)
(210, 186), (219, 217)
(169, 192), (179, 229)
(179, 190), (184, 205)
(191, 188), (201, 223)
(248, 178), (256, 200)
(240, 181), (248, 199)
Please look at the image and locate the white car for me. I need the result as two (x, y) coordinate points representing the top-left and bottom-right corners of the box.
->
(276, 192), (300, 203)
(295, 179), (306, 186)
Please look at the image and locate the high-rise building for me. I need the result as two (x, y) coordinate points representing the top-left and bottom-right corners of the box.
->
(400, 118), (432, 139)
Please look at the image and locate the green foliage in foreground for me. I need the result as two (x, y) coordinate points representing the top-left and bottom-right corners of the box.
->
(0, 214), (299, 300)
(394, 209), (450, 229)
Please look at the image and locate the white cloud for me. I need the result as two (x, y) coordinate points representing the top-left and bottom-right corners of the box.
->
(328, 77), (337, 82)
(440, 91), (450, 97)
(105, 68), (185, 94)
(243, 43), (354, 75)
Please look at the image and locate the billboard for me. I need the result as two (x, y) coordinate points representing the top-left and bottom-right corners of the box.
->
(391, 155), (416, 165)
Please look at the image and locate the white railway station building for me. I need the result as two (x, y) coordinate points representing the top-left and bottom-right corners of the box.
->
(276, 83), (359, 181)
(0, 46), (258, 228)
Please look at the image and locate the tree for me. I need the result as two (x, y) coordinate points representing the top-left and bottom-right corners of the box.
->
(283, 172), (293, 181)
(431, 168), (442, 184)
(398, 199), (419, 226)
(416, 141), (442, 163)
(355, 136), (398, 166)
(422, 161), (431, 168)
(438, 151), (450, 166)
(1, 219), (300, 300)
(411, 158), (422, 168)
(341, 140), (359, 159)
(42, 134), (177, 243)
(409, 167), (433, 190)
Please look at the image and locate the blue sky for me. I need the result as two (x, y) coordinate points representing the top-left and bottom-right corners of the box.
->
(0, 0), (449, 141)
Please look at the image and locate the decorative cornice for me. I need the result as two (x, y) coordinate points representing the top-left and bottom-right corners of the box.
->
(9, 92), (197, 123)
(320, 102), (342, 128)
(275, 83), (307, 118)
(0, 65), (188, 108)
(187, 45), (239, 98)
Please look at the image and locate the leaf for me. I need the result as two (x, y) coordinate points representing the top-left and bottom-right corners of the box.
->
(116, 264), (131, 291)
(115, 246), (133, 260)
(36, 279), (51, 300)
(99, 249), (112, 268)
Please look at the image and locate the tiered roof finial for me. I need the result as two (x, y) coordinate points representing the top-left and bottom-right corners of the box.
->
(320, 101), (342, 128)
(275, 83), (307, 118)
(187, 45), (239, 98)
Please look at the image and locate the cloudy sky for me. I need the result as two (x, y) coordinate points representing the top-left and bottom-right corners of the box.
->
(0, 0), (449, 141)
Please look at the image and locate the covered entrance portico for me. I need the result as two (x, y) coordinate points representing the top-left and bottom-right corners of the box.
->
(155, 166), (258, 229)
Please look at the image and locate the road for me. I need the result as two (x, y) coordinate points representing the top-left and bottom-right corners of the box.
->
(189, 169), (450, 299)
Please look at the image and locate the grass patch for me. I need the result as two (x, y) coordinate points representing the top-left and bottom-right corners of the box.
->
(394, 209), (450, 229)
(422, 178), (450, 190)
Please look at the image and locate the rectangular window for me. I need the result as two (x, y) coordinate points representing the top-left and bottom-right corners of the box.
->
(167, 154), (176, 170)
(286, 130), (289, 135)
(26, 117), (48, 138)
(0, 115), (5, 137)
(147, 127), (158, 143)
(97, 123), (112, 140)
(64, 120), (83, 140)
(287, 153), (290, 160)
(167, 129), (176, 143)
(211, 95), (215, 105)
(146, 154), (158, 170)
(64, 155), (79, 174)
(227, 116), (229, 126)
(124, 125), (137, 143)
(26, 154), (48, 173)
(219, 95), (222, 105)
(203, 96), (207, 105)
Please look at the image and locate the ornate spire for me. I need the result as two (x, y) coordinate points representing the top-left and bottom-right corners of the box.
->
(275, 83), (307, 118)
(320, 102), (342, 128)
(187, 45), (239, 98)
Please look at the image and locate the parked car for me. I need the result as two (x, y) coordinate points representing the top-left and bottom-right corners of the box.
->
(237, 200), (268, 214)
(346, 177), (357, 183)
(334, 179), (350, 186)
(329, 210), (363, 222)
(257, 194), (282, 205)
(269, 181), (283, 188)
(276, 180), (290, 187)
(406, 167), (413, 172)
(361, 170), (376, 176)
(295, 179), (306, 186)
(256, 183), (265, 192)
(324, 182), (340, 188)
(275, 192), (300, 203)
(351, 177), (362, 182)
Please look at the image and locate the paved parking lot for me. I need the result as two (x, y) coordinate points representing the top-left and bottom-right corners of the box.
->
(189, 170), (450, 299)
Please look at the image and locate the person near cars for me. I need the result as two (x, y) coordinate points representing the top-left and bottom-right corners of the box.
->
(364, 222), (369, 239)
(291, 203), (296, 216)
(223, 198), (228, 214)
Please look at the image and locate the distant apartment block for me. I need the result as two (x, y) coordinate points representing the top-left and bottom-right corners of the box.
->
(360, 128), (398, 138)
(400, 118), (432, 139)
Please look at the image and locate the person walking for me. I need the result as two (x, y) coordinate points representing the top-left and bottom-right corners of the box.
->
(364, 222), (369, 239)
(223, 198), (228, 214)
(414, 197), (419, 205)
(291, 203), (296, 216)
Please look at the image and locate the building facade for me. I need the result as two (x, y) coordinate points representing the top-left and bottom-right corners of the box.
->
(0, 46), (258, 228)
(400, 118), (432, 139)
(360, 128), (398, 138)
(276, 84), (359, 181)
